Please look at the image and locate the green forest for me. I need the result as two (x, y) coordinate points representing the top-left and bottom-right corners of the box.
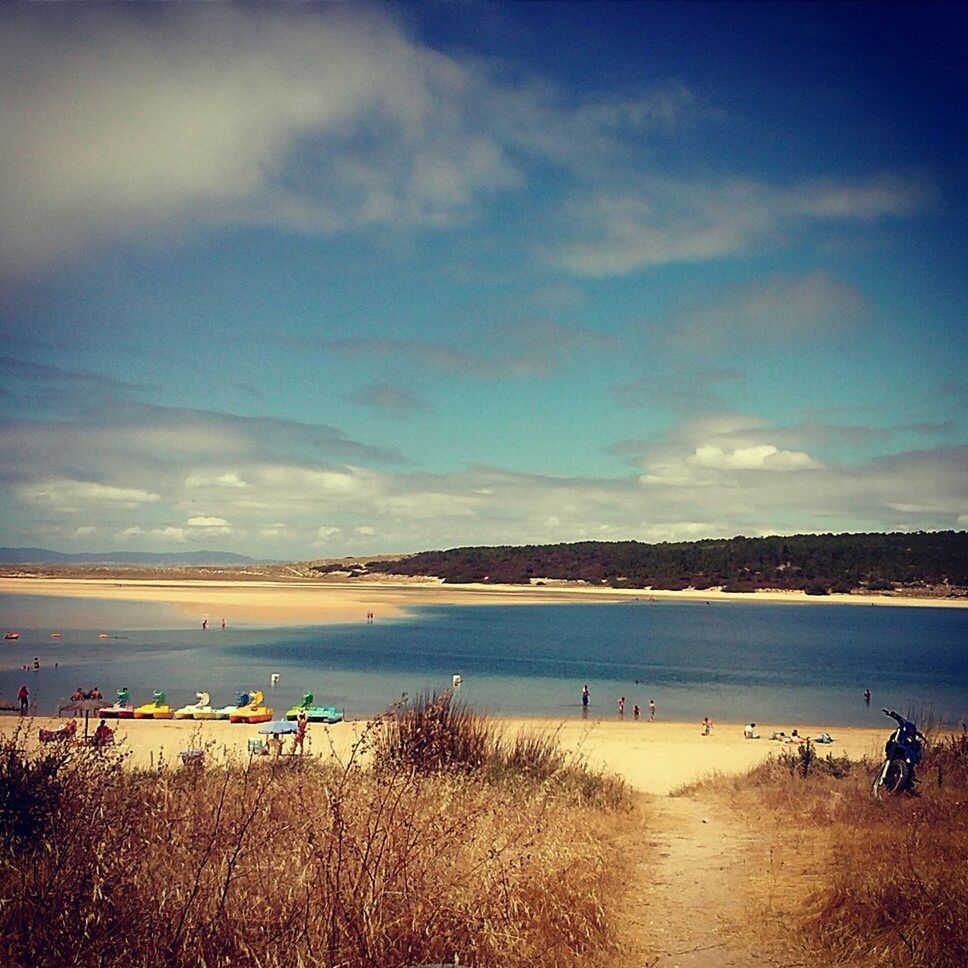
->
(316, 532), (968, 594)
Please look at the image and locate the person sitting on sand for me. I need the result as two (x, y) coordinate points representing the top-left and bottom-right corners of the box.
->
(701, 717), (712, 735)
(770, 730), (786, 741)
(744, 723), (759, 739)
(92, 720), (113, 747)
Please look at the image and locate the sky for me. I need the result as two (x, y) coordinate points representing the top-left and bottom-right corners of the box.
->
(1, 2), (966, 560)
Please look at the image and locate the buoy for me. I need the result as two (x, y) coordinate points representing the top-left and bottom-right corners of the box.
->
(270, 673), (280, 686)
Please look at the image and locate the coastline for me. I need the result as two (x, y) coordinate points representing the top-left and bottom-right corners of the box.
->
(1, 575), (964, 629)
(5, 714), (889, 796)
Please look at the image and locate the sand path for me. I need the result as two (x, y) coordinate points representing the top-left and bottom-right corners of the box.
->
(621, 792), (800, 968)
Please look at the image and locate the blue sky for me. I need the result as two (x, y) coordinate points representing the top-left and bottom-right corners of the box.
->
(1, 2), (965, 559)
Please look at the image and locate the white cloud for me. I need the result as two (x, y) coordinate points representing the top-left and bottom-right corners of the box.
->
(186, 516), (230, 528)
(355, 526), (376, 536)
(70, 525), (96, 539)
(689, 444), (822, 472)
(0, 6), (521, 278)
(316, 526), (341, 540)
(16, 479), (160, 513)
(151, 526), (188, 543)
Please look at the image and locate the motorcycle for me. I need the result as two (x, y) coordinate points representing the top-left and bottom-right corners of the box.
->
(871, 708), (925, 797)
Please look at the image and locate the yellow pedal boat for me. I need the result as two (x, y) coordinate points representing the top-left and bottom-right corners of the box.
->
(229, 690), (273, 724)
(134, 690), (174, 719)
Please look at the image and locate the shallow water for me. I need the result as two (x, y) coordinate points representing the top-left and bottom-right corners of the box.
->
(1, 594), (966, 727)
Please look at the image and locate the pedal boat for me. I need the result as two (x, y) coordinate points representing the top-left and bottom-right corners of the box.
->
(229, 690), (273, 724)
(98, 687), (135, 719)
(215, 692), (248, 720)
(175, 691), (215, 720)
(134, 690), (174, 719)
(285, 692), (344, 724)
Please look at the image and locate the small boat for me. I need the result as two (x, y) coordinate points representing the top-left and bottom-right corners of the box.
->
(285, 692), (344, 724)
(51, 631), (62, 639)
(98, 687), (135, 719)
(215, 692), (249, 720)
(229, 690), (273, 724)
(174, 691), (215, 720)
(98, 632), (110, 639)
(134, 690), (174, 720)
(4, 631), (19, 640)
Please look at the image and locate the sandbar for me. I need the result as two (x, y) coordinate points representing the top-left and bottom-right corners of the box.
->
(0, 575), (963, 629)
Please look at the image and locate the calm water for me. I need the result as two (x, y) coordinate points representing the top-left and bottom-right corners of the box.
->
(1, 594), (966, 727)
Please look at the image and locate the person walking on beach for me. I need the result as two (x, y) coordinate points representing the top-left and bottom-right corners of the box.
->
(649, 699), (656, 722)
(617, 696), (626, 716)
(17, 683), (29, 714)
(581, 684), (589, 708)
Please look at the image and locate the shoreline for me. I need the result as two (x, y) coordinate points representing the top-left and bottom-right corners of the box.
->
(4, 714), (891, 796)
(1, 575), (964, 630)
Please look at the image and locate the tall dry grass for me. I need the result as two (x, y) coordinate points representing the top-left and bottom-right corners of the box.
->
(695, 731), (968, 968)
(0, 702), (632, 968)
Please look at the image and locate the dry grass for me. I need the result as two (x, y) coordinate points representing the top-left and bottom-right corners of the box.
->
(691, 731), (968, 968)
(0, 703), (633, 968)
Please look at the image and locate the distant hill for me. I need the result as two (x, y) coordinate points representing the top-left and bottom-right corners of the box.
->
(0, 547), (258, 566)
(356, 532), (968, 594)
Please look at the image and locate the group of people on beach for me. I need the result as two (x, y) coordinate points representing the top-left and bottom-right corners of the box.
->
(70, 686), (103, 703)
(580, 685), (657, 721)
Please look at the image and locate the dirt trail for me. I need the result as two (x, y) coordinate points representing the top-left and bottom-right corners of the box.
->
(619, 792), (803, 968)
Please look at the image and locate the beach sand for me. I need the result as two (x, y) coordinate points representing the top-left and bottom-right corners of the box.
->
(1, 575), (964, 629)
(10, 715), (887, 796)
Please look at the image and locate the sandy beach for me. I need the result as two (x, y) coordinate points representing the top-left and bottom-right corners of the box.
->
(8, 714), (887, 796)
(1, 575), (964, 629)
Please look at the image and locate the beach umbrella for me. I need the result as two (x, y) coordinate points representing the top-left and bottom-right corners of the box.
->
(259, 720), (297, 735)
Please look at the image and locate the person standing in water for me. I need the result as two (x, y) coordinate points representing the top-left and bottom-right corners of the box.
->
(649, 699), (656, 721)
(864, 688), (871, 705)
(581, 684), (589, 708)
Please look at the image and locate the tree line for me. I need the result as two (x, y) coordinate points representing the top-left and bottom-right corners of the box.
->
(315, 532), (968, 594)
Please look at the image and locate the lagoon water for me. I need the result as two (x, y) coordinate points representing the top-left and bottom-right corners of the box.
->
(1, 594), (966, 727)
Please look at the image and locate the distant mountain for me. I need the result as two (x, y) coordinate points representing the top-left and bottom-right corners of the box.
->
(0, 547), (259, 565)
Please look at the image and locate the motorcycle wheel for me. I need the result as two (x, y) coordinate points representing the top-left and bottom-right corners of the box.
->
(884, 758), (910, 794)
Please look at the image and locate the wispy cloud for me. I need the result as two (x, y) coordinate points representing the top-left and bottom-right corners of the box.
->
(348, 383), (435, 420)
(613, 368), (744, 411)
(281, 319), (612, 379)
(551, 174), (930, 276)
(0, 356), (149, 396)
(660, 271), (870, 347)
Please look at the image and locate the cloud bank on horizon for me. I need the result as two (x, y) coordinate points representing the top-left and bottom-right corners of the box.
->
(1, 3), (965, 558)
